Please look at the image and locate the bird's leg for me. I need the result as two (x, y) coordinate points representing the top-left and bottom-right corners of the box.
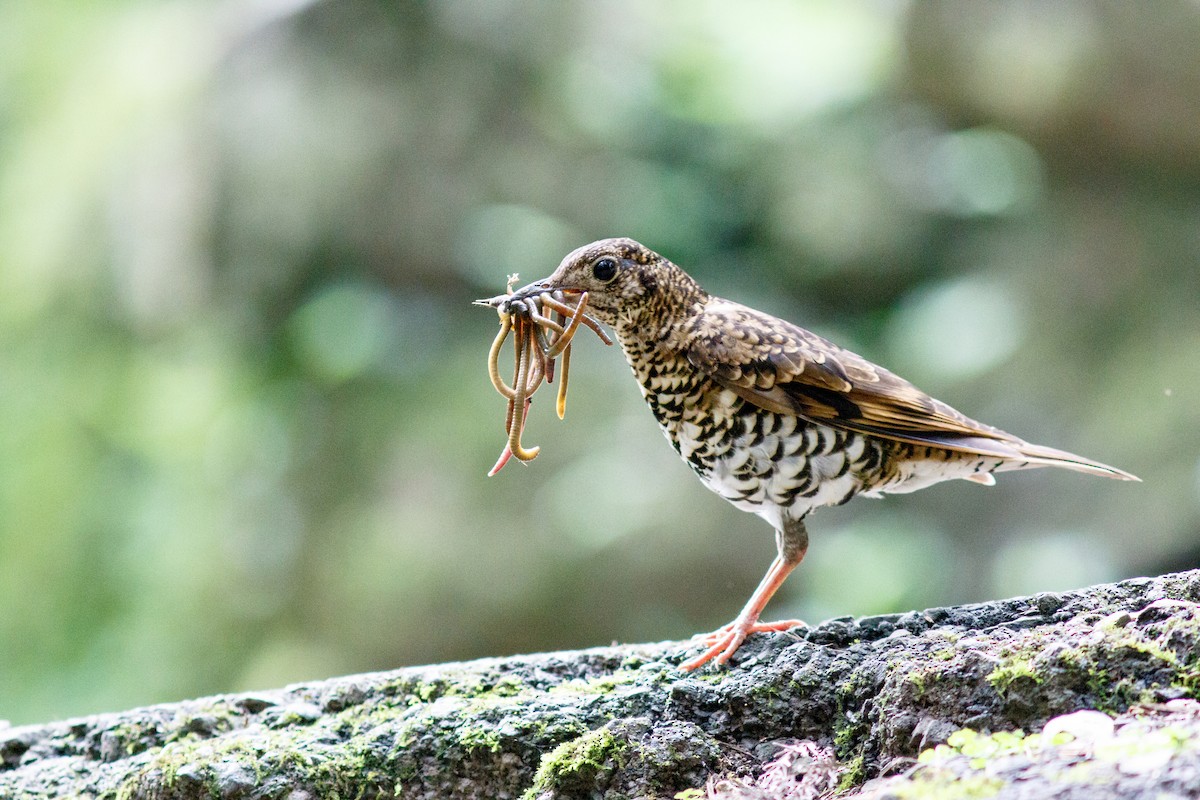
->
(680, 517), (809, 671)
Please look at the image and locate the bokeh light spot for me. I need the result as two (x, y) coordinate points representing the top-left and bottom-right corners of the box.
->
(990, 530), (1116, 598)
(288, 283), (399, 384)
(886, 276), (1027, 384)
(799, 516), (952, 621)
(455, 204), (581, 288)
(931, 128), (1044, 216)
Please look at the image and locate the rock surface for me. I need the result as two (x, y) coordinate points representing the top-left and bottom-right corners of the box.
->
(5, 571), (1200, 799)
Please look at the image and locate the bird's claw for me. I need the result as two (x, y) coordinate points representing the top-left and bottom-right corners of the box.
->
(680, 618), (807, 671)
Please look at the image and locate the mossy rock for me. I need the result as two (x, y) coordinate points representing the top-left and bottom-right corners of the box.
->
(4, 571), (1200, 798)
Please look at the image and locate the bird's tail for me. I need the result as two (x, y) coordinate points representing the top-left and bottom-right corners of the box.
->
(1008, 442), (1140, 481)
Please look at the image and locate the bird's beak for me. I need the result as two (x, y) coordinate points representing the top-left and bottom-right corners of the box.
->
(473, 279), (552, 309)
(473, 277), (583, 309)
(508, 278), (554, 300)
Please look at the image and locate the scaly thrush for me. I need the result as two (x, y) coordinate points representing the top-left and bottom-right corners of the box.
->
(509, 238), (1138, 670)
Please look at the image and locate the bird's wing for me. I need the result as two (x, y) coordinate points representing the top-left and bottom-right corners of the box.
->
(682, 299), (1028, 459)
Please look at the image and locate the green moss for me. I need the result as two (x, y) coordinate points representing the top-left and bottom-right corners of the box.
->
(1101, 604), (1200, 700)
(1048, 606), (1200, 712)
(748, 680), (783, 700)
(969, 605), (1200, 716)
(1121, 635), (1180, 666)
(548, 669), (640, 696)
(831, 726), (867, 793)
(415, 681), (444, 703)
(112, 695), (436, 800)
(835, 753), (868, 793)
(458, 727), (503, 754)
(694, 672), (728, 684)
(163, 709), (237, 745)
(116, 739), (267, 800)
(105, 720), (162, 757)
(986, 657), (1041, 696)
(381, 670), (530, 706)
(488, 675), (527, 697)
(832, 721), (858, 755)
(522, 727), (628, 800)
(829, 663), (876, 792)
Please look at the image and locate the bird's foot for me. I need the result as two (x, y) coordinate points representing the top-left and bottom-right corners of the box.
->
(679, 618), (806, 671)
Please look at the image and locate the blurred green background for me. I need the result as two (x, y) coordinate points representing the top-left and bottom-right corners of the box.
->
(2, 0), (1197, 725)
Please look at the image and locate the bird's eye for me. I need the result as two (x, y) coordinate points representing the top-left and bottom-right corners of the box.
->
(592, 257), (618, 282)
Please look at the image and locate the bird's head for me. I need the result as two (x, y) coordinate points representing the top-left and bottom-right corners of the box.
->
(513, 238), (703, 330)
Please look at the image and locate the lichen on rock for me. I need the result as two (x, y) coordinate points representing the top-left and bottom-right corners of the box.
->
(4, 571), (1200, 798)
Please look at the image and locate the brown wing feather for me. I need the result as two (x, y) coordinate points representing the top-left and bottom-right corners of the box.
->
(683, 299), (1136, 480)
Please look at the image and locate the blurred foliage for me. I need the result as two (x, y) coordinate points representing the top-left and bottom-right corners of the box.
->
(1, 0), (1198, 725)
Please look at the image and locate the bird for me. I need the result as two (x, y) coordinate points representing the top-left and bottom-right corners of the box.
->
(511, 237), (1138, 670)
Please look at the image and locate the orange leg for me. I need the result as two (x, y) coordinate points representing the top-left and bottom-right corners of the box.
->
(680, 517), (809, 671)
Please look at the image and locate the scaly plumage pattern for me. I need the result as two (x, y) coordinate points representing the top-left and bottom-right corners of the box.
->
(509, 238), (1138, 669)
